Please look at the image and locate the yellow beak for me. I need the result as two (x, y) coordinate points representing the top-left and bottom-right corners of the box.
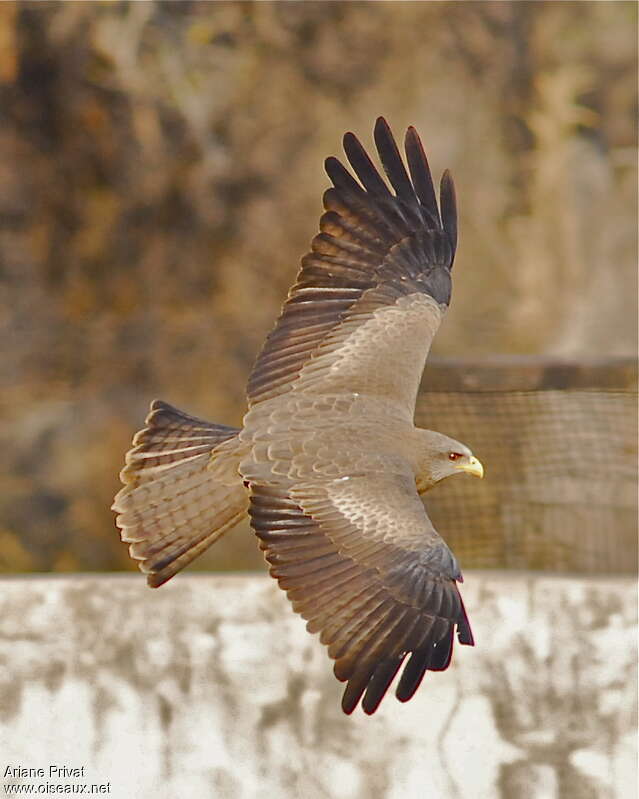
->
(455, 455), (484, 479)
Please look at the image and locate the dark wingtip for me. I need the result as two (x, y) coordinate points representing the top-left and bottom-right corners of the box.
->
(341, 690), (360, 715)
(429, 629), (454, 671)
(342, 130), (358, 150)
(324, 155), (363, 195)
(395, 648), (431, 702)
(456, 593), (475, 646)
(374, 116), (390, 137)
(374, 117), (416, 202)
(405, 125), (421, 151)
(457, 621), (474, 646)
(404, 125), (441, 226)
(324, 156), (337, 172)
(440, 169), (457, 258)
(343, 129), (391, 197)
(361, 657), (405, 715)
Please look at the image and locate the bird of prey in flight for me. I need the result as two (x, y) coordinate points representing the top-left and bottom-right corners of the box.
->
(113, 117), (484, 715)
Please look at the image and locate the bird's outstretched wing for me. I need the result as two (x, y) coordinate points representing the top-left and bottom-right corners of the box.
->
(249, 466), (474, 715)
(247, 117), (457, 420)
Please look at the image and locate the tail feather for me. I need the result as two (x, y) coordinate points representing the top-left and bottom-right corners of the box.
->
(113, 400), (248, 587)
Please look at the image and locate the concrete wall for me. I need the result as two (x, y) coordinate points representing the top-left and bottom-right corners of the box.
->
(1, 574), (636, 799)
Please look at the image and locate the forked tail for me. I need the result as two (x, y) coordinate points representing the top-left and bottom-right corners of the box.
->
(112, 400), (248, 587)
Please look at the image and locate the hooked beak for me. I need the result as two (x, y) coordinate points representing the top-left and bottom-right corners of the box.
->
(455, 455), (484, 479)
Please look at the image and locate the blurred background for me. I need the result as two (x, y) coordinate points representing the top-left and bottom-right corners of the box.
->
(0, 0), (636, 576)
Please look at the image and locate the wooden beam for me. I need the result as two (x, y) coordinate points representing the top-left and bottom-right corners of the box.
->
(421, 356), (638, 392)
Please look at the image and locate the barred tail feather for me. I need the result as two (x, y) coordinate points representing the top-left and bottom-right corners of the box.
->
(112, 400), (248, 587)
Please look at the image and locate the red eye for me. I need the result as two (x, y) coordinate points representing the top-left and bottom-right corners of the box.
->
(448, 452), (463, 461)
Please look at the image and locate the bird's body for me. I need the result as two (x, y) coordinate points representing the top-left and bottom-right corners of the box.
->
(113, 118), (484, 714)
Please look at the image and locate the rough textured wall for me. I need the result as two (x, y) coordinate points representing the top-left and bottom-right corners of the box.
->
(0, 1), (636, 572)
(1, 574), (636, 799)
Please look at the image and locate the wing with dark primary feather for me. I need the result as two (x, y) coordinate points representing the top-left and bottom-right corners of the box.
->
(247, 117), (457, 417)
(248, 467), (474, 715)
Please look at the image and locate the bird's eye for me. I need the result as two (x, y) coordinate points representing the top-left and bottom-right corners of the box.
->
(448, 452), (463, 461)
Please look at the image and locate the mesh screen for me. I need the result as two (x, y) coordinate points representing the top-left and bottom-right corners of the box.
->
(415, 389), (637, 574)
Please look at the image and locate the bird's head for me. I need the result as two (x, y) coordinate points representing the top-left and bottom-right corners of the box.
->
(415, 430), (484, 493)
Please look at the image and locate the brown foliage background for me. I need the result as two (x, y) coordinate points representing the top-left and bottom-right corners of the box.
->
(0, 1), (636, 574)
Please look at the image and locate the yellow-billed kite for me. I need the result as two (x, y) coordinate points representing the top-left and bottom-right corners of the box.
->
(113, 118), (483, 715)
